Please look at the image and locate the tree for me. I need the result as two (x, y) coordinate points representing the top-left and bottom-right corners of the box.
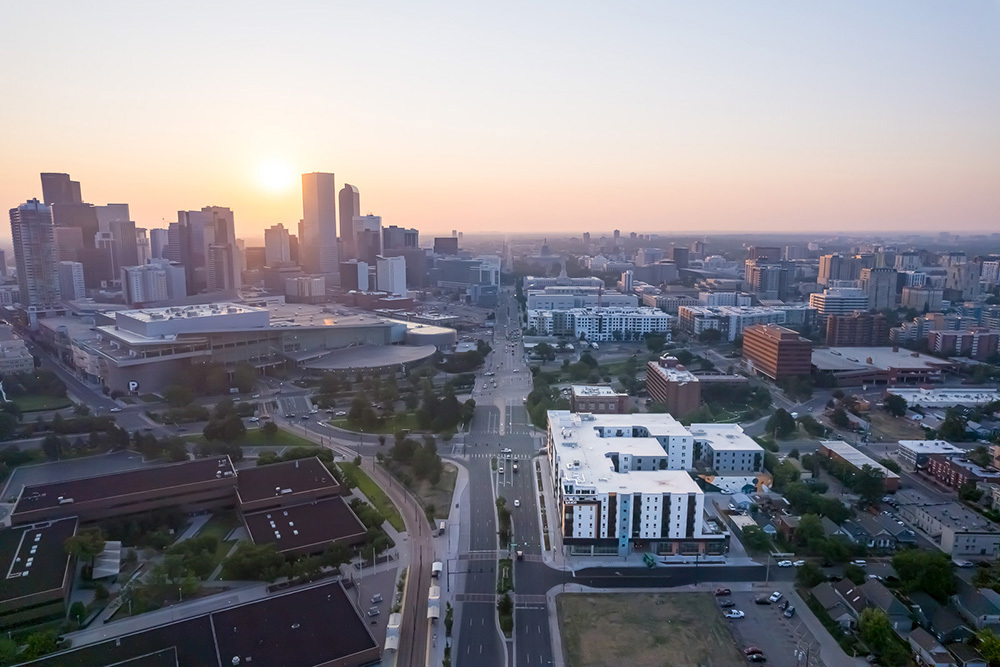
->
(960, 483), (985, 503)
(22, 631), (58, 660)
(162, 385), (194, 407)
(854, 464), (886, 507)
(645, 334), (667, 354)
(698, 328), (723, 344)
(765, 409), (796, 439)
(941, 409), (970, 441)
(893, 549), (956, 601)
(64, 527), (107, 566)
(845, 563), (866, 584)
(321, 542), (352, 570)
(883, 393), (907, 418)
(41, 433), (65, 461)
(741, 525), (771, 552)
(795, 514), (824, 546)
(859, 608), (893, 654)
(977, 629), (1000, 666)
(261, 421), (278, 437)
(232, 363), (257, 393)
(796, 562), (826, 588)
(221, 542), (285, 581)
(830, 407), (850, 429)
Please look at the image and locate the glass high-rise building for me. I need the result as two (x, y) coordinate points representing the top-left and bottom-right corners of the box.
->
(10, 199), (62, 308)
(300, 173), (339, 275)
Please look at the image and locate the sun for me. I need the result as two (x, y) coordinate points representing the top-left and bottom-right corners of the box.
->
(255, 161), (295, 192)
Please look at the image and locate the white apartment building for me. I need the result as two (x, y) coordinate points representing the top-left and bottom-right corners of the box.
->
(809, 287), (869, 317)
(677, 305), (786, 341)
(982, 261), (1000, 288)
(547, 411), (729, 557)
(121, 264), (169, 305)
(698, 291), (751, 307)
(0, 325), (34, 374)
(264, 223), (291, 265)
(526, 286), (637, 310)
(689, 424), (764, 475)
(376, 255), (407, 297)
(57, 261), (85, 301)
(527, 307), (671, 341)
(641, 293), (700, 314)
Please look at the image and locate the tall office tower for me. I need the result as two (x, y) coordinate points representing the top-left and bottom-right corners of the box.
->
(299, 173), (339, 275)
(135, 228), (151, 265)
(9, 199), (61, 308)
(982, 261), (1000, 288)
(149, 228), (169, 259)
(672, 247), (690, 269)
(121, 264), (169, 306)
(0, 249), (6, 278)
(745, 259), (789, 300)
(894, 252), (922, 271)
(784, 245), (808, 261)
(620, 270), (634, 293)
(613, 229), (621, 245)
(434, 237), (459, 255)
(147, 259), (187, 299)
(818, 253), (845, 286)
(339, 260), (369, 291)
(176, 206), (240, 293)
(264, 223), (291, 265)
(53, 227), (84, 261)
(244, 247), (266, 271)
(946, 263), (981, 300)
(354, 215), (382, 264)
(40, 173), (82, 205)
(109, 219), (138, 268)
(165, 222), (185, 262)
(583, 232), (591, 243)
(338, 184), (360, 260)
(94, 232), (120, 281)
(860, 267), (898, 311)
(382, 225), (418, 251)
(57, 261), (86, 300)
(376, 255), (407, 297)
(747, 246), (781, 262)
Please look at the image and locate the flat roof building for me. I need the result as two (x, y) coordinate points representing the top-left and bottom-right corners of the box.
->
(896, 440), (968, 470)
(11, 457), (237, 525)
(812, 346), (955, 386)
(569, 385), (629, 414)
(887, 387), (1000, 408)
(242, 498), (367, 557)
(645, 355), (701, 418)
(689, 423), (764, 475)
(0, 517), (78, 628)
(897, 501), (1000, 558)
(742, 324), (813, 380)
(817, 440), (900, 491)
(235, 457), (341, 513)
(546, 411), (728, 557)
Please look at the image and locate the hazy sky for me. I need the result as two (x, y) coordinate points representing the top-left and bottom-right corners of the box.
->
(2, 1), (998, 245)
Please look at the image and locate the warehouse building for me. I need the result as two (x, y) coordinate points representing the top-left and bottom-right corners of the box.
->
(817, 440), (900, 491)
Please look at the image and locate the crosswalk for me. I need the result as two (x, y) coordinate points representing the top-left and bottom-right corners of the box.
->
(460, 551), (499, 561)
(514, 594), (547, 606)
(456, 593), (497, 603)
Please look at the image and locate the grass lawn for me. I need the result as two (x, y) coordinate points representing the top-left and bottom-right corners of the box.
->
(557, 592), (744, 667)
(388, 461), (458, 522)
(138, 394), (161, 403)
(330, 412), (422, 435)
(186, 427), (316, 449)
(195, 511), (241, 567)
(12, 394), (73, 412)
(339, 461), (405, 532)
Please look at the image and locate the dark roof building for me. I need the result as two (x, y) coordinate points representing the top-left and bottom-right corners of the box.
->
(26, 580), (379, 667)
(0, 517), (79, 628)
(11, 457), (237, 525)
(236, 457), (341, 513)
(243, 498), (367, 557)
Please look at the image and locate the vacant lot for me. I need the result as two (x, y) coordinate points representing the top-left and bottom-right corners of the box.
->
(557, 592), (744, 667)
(868, 410), (925, 441)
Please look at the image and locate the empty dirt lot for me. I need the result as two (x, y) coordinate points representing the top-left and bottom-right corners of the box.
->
(557, 592), (745, 667)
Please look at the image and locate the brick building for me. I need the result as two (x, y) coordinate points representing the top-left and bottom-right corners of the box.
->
(569, 385), (630, 414)
(927, 456), (1000, 490)
(644, 355), (701, 417)
(826, 312), (889, 347)
(742, 324), (812, 380)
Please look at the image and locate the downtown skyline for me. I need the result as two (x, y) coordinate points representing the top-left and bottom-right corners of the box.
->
(2, 1), (998, 246)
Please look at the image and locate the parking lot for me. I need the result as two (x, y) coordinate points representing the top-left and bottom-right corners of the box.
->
(720, 589), (821, 667)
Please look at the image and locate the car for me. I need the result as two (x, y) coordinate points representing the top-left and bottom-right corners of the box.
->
(285, 414), (295, 418)
(783, 606), (796, 618)
(754, 597), (771, 605)
(110, 407), (122, 413)
(142, 426), (154, 431)
(260, 415), (271, 420)
(335, 411), (347, 417)
(252, 394), (261, 398)
(514, 499), (520, 507)
(248, 417), (259, 423)
(724, 610), (745, 619)
(371, 593), (383, 604)
(747, 654), (767, 663)
(719, 599), (735, 608)
(301, 414), (310, 419)
(366, 607), (380, 617)
(326, 408), (334, 413)
(310, 409), (318, 414)
(714, 588), (731, 597)
(768, 591), (782, 603)
(851, 560), (867, 567)
(744, 647), (763, 656)
(777, 560), (793, 568)
(793, 560), (806, 567)
(176, 426), (187, 432)
(779, 599), (789, 611)
(954, 559), (974, 568)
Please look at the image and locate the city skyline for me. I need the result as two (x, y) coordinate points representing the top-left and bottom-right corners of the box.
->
(2, 2), (999, 247)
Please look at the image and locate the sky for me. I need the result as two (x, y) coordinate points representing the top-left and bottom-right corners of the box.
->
(1, 1), (999, 245)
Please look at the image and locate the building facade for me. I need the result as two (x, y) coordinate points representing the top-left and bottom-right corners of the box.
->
(10, 199), (62, 310)
(645, 355), (701, 418)
(742, 324), (812, 379)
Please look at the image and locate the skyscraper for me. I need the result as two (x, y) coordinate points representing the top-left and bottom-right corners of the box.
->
(299, 173), (339, 275)
(10, 199), (61, 309)
(57, 261), (86, 300)
(97, 204), (139, 268)
(354, 215), (382, 264)
(382, 225), (418, 251)
(176, 206), (240, 293)
(376, 255), (407, 297)
(135, 228), (151, 265)
(338, 184), (360, 261)
(264, 223), (291, 265)
(40, 173), (82, 205)
(149, 228), (169, 259)
(0, 249), (6, 278)
(859, 267), (898, 311)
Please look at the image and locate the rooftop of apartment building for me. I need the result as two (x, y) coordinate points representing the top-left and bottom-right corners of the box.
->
(887, 387), (1000, 406)
(548, 410), (700, 495)
(689, 423), (762, 451)
(570, 385), (625, 398)
(914, 502), (1000, 533)
(819, 440), (900, 480)
(811, 346), (954, 372)
(896, 440), (966, 456)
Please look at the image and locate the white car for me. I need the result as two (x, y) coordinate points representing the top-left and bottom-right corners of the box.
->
(335, 411), (347, 417)
(724, 610), (745, 619)
(110, 407), (122, 413)
(851, 560), (867, 567)
(248, 417), (259, 423)
(498, 467), (504, 474)
(514, 500), (520, 507)
(777, 560), (793, 568)
(793, 560), (806, 567)
(768, 591), (782, 603)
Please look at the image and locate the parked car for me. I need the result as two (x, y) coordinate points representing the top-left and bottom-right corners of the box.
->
(514, 500), (520, 507)
(852, 560), (867, 567)
(744, 647), (763, 656)
(367, 607), (380, 617)
(783, 606), (796, 618)
(335, 411), (347, 417)
(754, 597), (771, 605)
(779, 600), (789, 611)
(793, 560), (805, 567)
(110, 407), (122, 413)
(768, 591), (782, 603)
(724, 610), (745, 619)
(719, 599), (736, 608)
(777, 560), (793, 567)
(714, 588), (731, 597)
(747, 654), (767, 663)
(371, 594), (383, 604)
